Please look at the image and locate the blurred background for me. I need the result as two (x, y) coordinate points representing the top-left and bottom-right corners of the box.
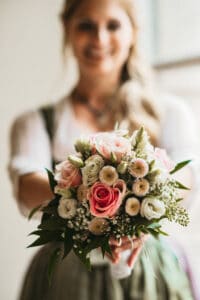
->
(1, 0), (200, 299)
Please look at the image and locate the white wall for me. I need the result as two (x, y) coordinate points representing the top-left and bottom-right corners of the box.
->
(0, 1), (64, 299)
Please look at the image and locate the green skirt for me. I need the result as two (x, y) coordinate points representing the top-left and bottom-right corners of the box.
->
(19, 238), (194, 300)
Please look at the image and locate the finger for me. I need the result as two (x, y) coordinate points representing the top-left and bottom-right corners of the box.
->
(105, 251), (120, 264)
(127, 244), (143, 268)
(114, 238), (142, 253)
(109, 237), (122, 246)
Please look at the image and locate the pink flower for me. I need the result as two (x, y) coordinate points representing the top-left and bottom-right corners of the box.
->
(54, 160), (82, 189)
(88, 182), (123, 218)
(154, 148), (175, 172)
(89, 132), (131, 162)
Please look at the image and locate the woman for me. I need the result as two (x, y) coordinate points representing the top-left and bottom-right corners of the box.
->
(8, 0), (199, 299)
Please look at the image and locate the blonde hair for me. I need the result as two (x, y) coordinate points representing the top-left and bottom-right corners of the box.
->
(60, 0), (161, 146)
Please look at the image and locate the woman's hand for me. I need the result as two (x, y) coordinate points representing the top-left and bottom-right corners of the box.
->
(107, 234), (149, 268)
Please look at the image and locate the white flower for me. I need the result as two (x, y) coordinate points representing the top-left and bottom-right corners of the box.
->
(140, 197), (166, 220)
(81, 154), (104, 186)
(132, 178), (150, 197)
(58, 198), (77, 219)
(129, 158), (149, 178)
(88, 218), (109, 235)
(125, 197), (140, 216)
(99, 166), (119, 186)
(77, 184), (88, 202)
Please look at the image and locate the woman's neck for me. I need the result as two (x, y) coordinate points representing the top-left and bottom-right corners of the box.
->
(75, 74), (120, 108)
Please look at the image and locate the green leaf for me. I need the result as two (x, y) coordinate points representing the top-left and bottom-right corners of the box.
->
(38, 218), (65, 231)
(47, 247), (61, 285)
(147, 223), (161, 230)
(46, 168), (57, 192)
(174, 181), (190, 190)
(63, 229), (74, 259)
(28, 205), (42, 220)
(74, 247), (91, 271)
(101, 237), (112, 258)
(27, 230), (62, 247)
(170, 160), (191, 174)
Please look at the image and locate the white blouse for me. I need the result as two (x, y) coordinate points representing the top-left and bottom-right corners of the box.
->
(8, 94), (200, 216)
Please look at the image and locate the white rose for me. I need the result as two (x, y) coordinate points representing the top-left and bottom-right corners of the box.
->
(88, 218), (109, 235)
(58, 198), (77, 219)
(99, 166), (119, 186)
(125, 197), (140, 216)
(140, 197), (165, 220)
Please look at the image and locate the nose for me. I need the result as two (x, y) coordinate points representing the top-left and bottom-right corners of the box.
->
(92, 26), (109, 47)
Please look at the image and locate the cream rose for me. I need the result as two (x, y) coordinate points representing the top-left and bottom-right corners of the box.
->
(140, 197), (166, 220)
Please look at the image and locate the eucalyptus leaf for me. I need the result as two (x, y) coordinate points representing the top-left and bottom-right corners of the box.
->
(170, 160), (191, 174)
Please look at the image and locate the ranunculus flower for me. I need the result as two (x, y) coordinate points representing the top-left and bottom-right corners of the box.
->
(57, 198), (77, 219)
(55, 160), (82, 189)
(88, 217), (109, 235)
(132, 178), (150, 197)
(129, 158), (149, 178)
(88, 182), (123, 218)
(125, 197), (140, 216)
(154, 148), (175, 172)
(90, 132), (131, 162)
(140, 197), (166, 220)
(81, 154), (104, 187)
(99, 166), (118, 186)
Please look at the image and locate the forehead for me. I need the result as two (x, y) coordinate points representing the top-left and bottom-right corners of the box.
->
(72, 0), (129, 20)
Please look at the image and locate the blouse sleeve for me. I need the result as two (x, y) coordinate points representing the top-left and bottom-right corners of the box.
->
(8, 110), (52, 216)
(159, 95), (200, 206)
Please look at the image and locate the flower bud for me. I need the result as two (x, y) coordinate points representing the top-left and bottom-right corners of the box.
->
(68, 155), (84, 168)
(117, 161), (128, 174)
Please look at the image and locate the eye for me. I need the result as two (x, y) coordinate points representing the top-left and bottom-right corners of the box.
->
(107, 20), (121, 31)
(77, 21), (95, 32)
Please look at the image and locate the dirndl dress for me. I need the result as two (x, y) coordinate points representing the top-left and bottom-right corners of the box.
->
(19, 237), (194, 300)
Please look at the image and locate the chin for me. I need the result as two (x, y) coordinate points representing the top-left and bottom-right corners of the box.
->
(81, 62), (118, 78)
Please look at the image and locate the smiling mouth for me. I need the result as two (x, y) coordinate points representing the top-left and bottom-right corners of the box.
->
(85, 48), (111, 60)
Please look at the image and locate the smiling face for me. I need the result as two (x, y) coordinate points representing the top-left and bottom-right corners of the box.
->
(66, 0), (134, 78)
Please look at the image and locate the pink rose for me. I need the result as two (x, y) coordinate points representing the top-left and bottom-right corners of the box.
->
(90, 132), (131, 162)
(154, 148), (175, 172)
(88, 182), (123, 218)
(55, 160), (82, 189)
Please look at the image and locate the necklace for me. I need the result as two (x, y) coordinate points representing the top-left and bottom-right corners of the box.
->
(72, 89), (114, 128)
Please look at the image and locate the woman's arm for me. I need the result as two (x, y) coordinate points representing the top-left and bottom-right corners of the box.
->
(18, 172), (54, 210)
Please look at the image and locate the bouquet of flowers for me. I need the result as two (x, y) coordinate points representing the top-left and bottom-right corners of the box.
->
(28, 127), (190, 281)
